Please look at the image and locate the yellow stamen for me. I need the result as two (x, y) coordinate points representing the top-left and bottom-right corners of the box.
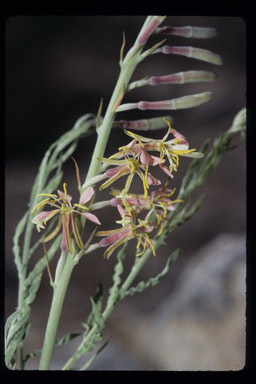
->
(136, 234), (143, 249)
(42, 215), (62, 243)
(32, 198), (54, 214)
(35, 193), (58, 198)
(71, 214), (85, 250)
(136, 238), (147, 257)
(166, 199), (184, 205)
(145, 234), (156, 256)
(63, 183), (68, 198)
(173, 148), (196, 156)
(158, 201), (167, 217)
(117, 146), (137, 157)
(43, 209), (60, 225)
(157, 221), (164, 237)
(73, 203), (89, 211)
(122, 198), (133, 217)
(163, 117), (172, 132)
(124, 130), (145, 148)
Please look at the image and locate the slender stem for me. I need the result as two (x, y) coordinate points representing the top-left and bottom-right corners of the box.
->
(40, 16), (153, 371)
(39, 253), (75, 370)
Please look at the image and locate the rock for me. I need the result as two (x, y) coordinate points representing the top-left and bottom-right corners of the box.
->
(105, 233), (246, 370)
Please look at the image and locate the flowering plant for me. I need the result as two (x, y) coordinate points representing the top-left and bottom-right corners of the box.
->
(5, 16), (245, 370)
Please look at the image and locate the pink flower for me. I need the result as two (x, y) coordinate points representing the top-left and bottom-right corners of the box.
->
(110, 185), (183, 236)
(32, 183), (101, 253)
(96, 205), (156, 258)
(122, 118), (203, 177)
(98, 148), (161, 198)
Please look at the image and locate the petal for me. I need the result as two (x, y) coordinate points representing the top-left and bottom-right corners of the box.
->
(99, 229), (130, 247)
(181, 151), (204, 158)
(57, 190), (72, 203)
(80, 212), (101, 225)
(140, 150), (163, 166)
(79, 186), (95, 205)
(117, 204), (126, 217)
(147, 173), (161, 185)
(105, 165), (126, 178)
(159, 164), (174, 178)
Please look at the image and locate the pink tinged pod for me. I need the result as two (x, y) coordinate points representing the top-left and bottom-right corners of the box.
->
(138, 92), (212, 111)
(149, 70), (216, 85)
(138, 16), (166, 46)
(161, 26), (217, 39)
(162, 45), (223, 65)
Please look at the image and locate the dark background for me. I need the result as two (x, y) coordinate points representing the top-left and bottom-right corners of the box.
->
(5, 15), (246, 369)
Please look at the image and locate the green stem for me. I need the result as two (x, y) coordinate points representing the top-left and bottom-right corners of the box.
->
(39, 16), (153, 371)
(62, 249), (151, 370)
(39, 252), (76, 370)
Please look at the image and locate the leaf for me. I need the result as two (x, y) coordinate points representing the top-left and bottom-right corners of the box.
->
(55, 332), (81, 347)
(24, 273), (42, 306)
(120, 249), (179, 299)
(5, 309), (30, 366)
(13, 212), (29, 271)
(107, 243), (127, 307)
(81, 339), (109, 370)
(90, 297), (104, 329)
(23, 332), (81, 365)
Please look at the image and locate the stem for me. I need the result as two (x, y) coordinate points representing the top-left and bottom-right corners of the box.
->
(40, 16), (154, 371)
(39, 252), (75, 370)
(62, 249), (151, 370)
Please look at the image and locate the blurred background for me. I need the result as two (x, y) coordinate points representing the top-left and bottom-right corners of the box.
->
(5, 15), (246, 370)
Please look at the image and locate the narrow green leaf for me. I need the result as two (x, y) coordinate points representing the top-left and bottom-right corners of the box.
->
(24, 273), (42, 306)
(90, 297), (104, 329)
(121, 249), (179, 299)
(55, 332), (81, 347)
(81, 340), (109, 370)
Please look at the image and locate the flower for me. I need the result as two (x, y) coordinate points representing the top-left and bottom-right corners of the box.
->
(98, 144), (161, 198)
(110, 183), (183, 236)
(96, 205), (156, 258)
(122, 117), (204, 178)
(31, 183), (101, 253)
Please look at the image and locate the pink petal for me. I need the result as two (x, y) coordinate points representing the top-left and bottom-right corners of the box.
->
(57, 190), (72, 203)
(37, 210), (58, 221)
(125, 139), (137, 148)
(140, 150), (163, 166)
(99, 229), (130, 247)
(106, 165), (126, 178)
(147, 173), (161, 186)
(117, 204), (126, 217)
(165, 204), (176, 211)
(169, 128), (188, 146)
(80, 212), (101, 225)
(159, 164), (174, 178)
(79, 186), (95, 205)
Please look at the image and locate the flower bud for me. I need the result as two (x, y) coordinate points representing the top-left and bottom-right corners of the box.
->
(149, 70), (216, 85)
(118, 116), (173, 131)
(138, 92), (212, 110)
(162, 45), (223, 65)
(138, 16), (166, 46)
(160, 26), (217, 39)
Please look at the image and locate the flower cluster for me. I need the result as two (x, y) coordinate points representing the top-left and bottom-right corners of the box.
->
(96, 118), (203, 258)
(31, 183), (101, 253)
